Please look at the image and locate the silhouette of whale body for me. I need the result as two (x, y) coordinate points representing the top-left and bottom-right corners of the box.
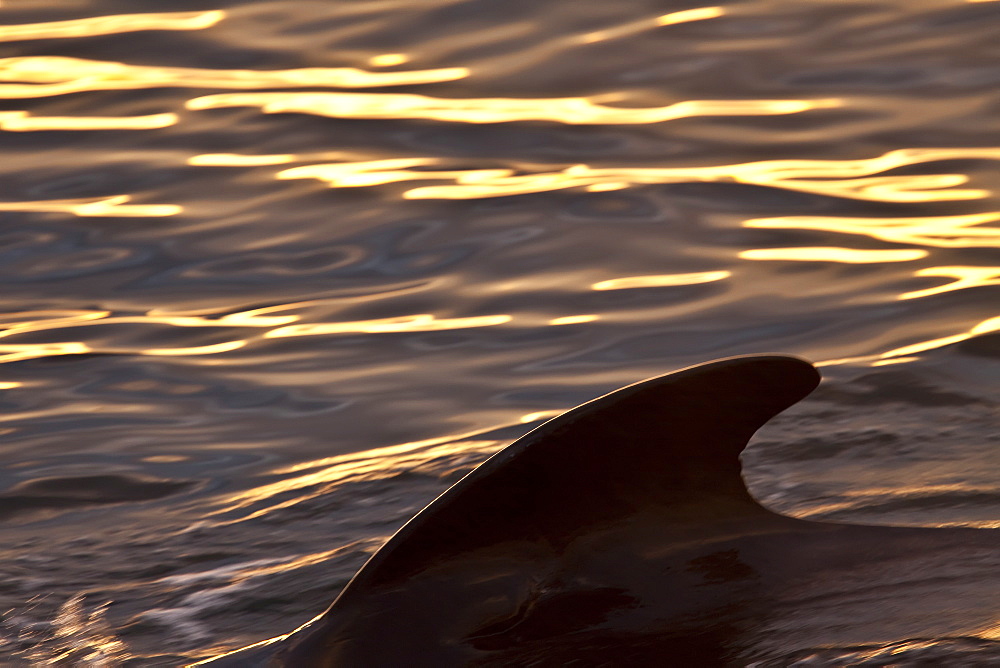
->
(196, 356), (998, 667)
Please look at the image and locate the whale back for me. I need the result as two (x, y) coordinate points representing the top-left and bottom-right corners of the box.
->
(198, 355), (998, 668)
(268, 356), (823, 665)
(336, 355), (820, 593)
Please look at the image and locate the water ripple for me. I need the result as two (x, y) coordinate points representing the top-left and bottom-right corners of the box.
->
(0, 0), (997, 664)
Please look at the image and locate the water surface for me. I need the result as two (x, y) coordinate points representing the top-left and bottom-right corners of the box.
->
(0, 1), (997, 664)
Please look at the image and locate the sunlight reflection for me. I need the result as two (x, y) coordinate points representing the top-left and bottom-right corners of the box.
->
(0, 57), (469, 99)
(0, 195), (180, 217)
(797, 483), (1000, 529)
(0, 310), (295, 338)
(745, 212), (1000, 248)
(248, 146), (999, 202)
(732, 147), (1000, 179)
(0, 310), (109, 328)
(188, 91), (839, 125)
(142, 341), (247, 356)
(739, 247), (928, 263)
(407, 148), (998, 200)
(549, 315), (599, 325)
(776, 174), (986, 203)
(266, 314), (512, 337)
(369, 54), (410, 67)
(880, 315), (1000, 359)
(870, 357), (920, 367)
(0, 10), (224, 42)
(578, 6), (724, 44)
(188, 153), (296, 166)
(157, 547), (352, 586)
(0, 303), (513, 364)
(656, 7), (726, 26)
(0, 342), (91, 364)
(586, 182), (630, 192)
(183, 144), (998, 211)
(279, 160), (515, 188)
(278, 158), (451, 188)
(213, 438), (505, 519)
(0, 111), (177, 131)
(0, 308), (277, 363)
(145, 301), (321, 326)
(899, 266), (1000, 300)
(592, 271), (730, 290)
(520, 410), (563, 423)
(0, 338), (247, 363)
(274, 434), (483, 475)
(818, 314), (1000, 367)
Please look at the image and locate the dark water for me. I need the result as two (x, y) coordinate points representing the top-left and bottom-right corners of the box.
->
(0, 1), (997, 665)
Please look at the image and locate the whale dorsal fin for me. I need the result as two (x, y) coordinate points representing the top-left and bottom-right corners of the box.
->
(199, 355), (999, 668)
(336, 355), (820, 595)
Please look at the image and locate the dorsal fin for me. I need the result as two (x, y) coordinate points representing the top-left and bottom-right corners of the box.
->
(336, 354), (819, 596)
(198, 355), (999, 668)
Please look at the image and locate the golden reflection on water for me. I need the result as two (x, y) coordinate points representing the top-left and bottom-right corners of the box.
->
(368, 54), (410, 67)
(1, 246), (989, 364)
(821, 314), (1000, 367)
(549, 315), (599, 325)
(0, 195), (180, 217)
(0, 10), (224, 43)
(880, 315), (1000, 359)
(776, 174), (986, 203)
(213, 438), (505, 521)
(977, 625), (1000, 643)
(0, 341), (90, 364)
(0, 57), (469, 99)
(0, 311), (228, 363)
(592, 271), (730, 290)
(745, 212), (1000, 248)
(739, 247), (929, 263)
(0, 310), (110, 328)
(0, 339), (246, 364)
(161, 545), (363, 586)
(0, 11), (995, 376)
(869, 357), (920, 367)
(277, 158), (468, 188)
(577, 7), (725, 44)
(798, 482), (1000, 529)
(187, 91), (838, 126)
(265, 314), (512, 337)
(189, 153), (296, 167)
(0, 111), (177, 131)
(145, 301), (313, 327)
(586, 182), (630, 192)
(0, 308), (515, 363)
(2, 309), (296, 336)
(142, 455), (190, 463)
(142, 341), (247, 356)
(899, 266), (1000, 300)
(244, 145), (996, 202)
(520, 410), (563, 423)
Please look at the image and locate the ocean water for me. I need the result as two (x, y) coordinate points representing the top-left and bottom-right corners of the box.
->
(0, 0), (997, 665)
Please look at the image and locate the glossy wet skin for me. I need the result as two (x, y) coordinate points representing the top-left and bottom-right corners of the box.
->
(200, 356), (998, 667)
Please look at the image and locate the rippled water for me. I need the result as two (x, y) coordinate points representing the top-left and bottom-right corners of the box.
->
(0, 1), (997, 665)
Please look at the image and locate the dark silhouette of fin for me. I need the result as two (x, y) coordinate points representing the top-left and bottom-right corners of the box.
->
(333, 355), (819, 594)
(196, 355), (998, 668)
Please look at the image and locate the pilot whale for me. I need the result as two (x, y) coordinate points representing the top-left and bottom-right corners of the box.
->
(195, 355), (998, 666)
